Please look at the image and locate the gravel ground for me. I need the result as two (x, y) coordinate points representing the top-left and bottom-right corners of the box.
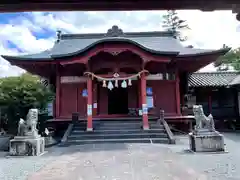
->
(170, 133), (240, 180)
(0, 133), (240, 180)
(0, 147), (65, 180)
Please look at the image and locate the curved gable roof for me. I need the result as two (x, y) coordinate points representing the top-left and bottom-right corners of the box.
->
(1, 25), (229, 61)
(50, 37), (180, 58)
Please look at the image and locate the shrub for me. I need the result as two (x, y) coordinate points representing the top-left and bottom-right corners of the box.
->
(0, 73), (54, 134)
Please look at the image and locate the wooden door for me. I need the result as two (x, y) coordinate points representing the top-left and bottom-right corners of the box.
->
(60, 84), (78, 118)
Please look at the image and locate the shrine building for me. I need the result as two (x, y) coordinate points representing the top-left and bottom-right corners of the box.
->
(1, 25), (229, 131)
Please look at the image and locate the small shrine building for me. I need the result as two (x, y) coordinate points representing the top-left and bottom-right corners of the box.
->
(1, 25), (229, 131)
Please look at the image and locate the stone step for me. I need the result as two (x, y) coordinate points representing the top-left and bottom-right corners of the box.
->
(72, 127), (87, 131)
(94, 124), (163, 128)
(150, 124), (164, 128)
(71, 129), (166, 135)
(96, 126), (142, 130)
(65, 138), (169, 145)
(73, 124), (163, 130)
(65, 119), (172, 146)
(94, 124), (143, 128)
(68, 132), (168, 140)
(75, 121), (160, 125)
(75, 119), (158, 123)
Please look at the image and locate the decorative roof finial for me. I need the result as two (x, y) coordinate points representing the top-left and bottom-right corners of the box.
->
(106, 25), (124, 37)
(222, 44), (229, 48)
(56, 30), (62, 43)
(186, 45), (194, 48)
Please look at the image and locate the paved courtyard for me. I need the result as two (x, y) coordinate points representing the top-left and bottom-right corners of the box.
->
(1, 133), (240, 180)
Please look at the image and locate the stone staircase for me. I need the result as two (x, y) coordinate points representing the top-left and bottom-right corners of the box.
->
(61, 119), (175, 146)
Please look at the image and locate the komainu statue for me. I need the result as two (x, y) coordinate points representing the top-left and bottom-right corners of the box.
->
(17, 118), (27, 136)
(17, 109), (39, 137)
(193, 105), (215, 131)
(190, 105), (225, 152)
(10, 108), (45, 156)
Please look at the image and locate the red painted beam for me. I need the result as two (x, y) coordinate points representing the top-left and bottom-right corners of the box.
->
(94, 73), (139, 78)
(0, 0), (239, 12)
(60, 44), (171, 65)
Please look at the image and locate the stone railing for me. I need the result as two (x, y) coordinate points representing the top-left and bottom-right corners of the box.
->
(158, 110), (176, 144)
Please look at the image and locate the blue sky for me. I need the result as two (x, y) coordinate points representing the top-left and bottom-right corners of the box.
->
(0, 10), (239, 77)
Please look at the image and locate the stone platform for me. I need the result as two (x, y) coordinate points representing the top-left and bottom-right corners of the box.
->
(189, 131), (225, 152)
(10, 136), (45, 156)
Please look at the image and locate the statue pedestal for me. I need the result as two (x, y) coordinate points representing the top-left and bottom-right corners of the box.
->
(9, 136), (45, 156)
(189, 130), (225, 152)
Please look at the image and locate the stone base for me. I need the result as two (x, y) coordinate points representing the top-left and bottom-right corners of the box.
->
(189, 131), (225, 152)
(143, 126), (150, 130)
(87, 128), (93, 132)
(44, 136), (57, 147)
(0, 135), (12, 151)
(9, 136), (45, 156)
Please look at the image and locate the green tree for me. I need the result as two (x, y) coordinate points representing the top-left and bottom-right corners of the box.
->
(214, 47), (240, 71)
(162, 10), (190, 41)
(0, 73), (54, 134)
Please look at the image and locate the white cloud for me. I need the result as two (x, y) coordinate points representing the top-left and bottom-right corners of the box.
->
(178, 10), (240, 49)
(0, 10), (240, 77)
(0, 43), (25, 77)
(29, 11), (165, 33)
(0, 24), (54, 53)
(8, 15), (44, 34)
(0, 21), (54, 77)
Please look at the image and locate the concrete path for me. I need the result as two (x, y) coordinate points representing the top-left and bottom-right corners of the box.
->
(1, 133), (240, 180)
(27, 143), (205, 180)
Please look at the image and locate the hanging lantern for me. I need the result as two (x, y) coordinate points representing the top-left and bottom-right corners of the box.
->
(121, 80), (127, 88)
(128, 79), (132, 86)
(108, 81), (114, 90)
(115, 79), (118, 87)
(103, 80), (107, 87)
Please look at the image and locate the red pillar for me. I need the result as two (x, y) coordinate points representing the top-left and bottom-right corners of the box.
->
(92, 83), (97, 116)
(87, 77), (93, 131)
(55, 65), (60, 118)
(138, 79), (142, 109)
(175, 71), (181, 115)
(141, 73), (149, 130)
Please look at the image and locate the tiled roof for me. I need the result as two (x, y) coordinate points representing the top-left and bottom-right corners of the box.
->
(189, 72), (240, 87)
(229, 75), (240, 85)
(1, 25), (229, 61)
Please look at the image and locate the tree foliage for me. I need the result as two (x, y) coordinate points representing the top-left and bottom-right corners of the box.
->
(0, 73), (54, 134)
(162, 10), (190, 41)
(214, 47), (240, 71)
